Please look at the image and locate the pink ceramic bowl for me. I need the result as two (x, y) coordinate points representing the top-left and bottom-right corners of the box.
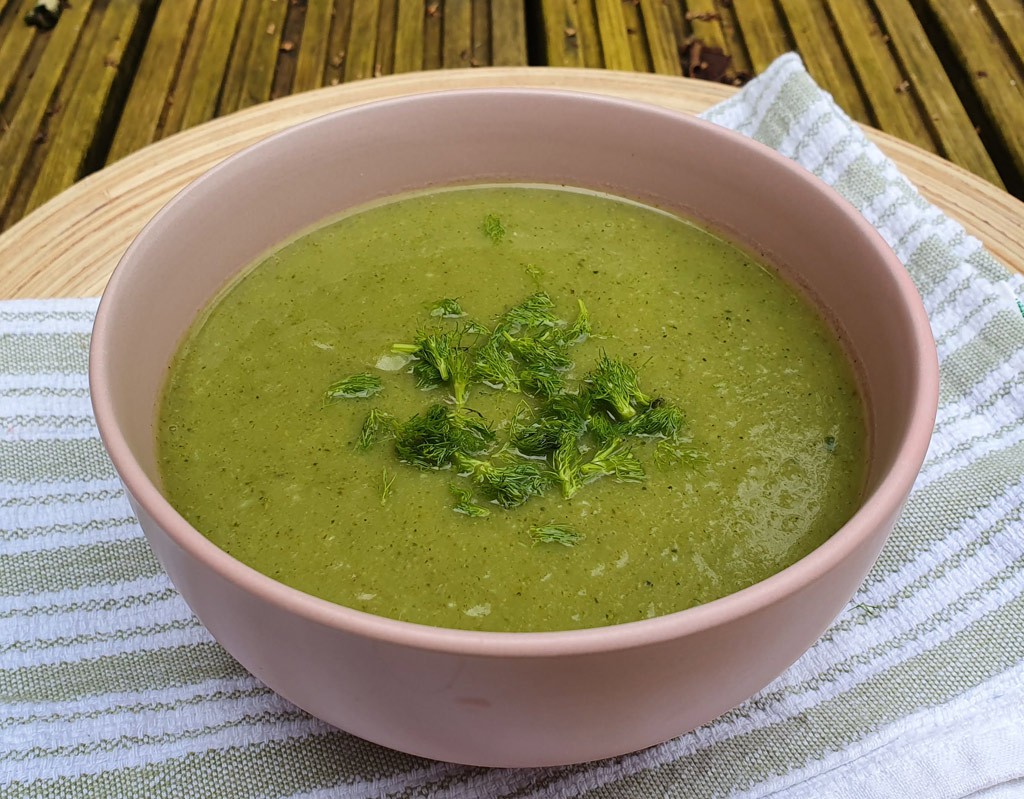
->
(90, 89), (938, 767)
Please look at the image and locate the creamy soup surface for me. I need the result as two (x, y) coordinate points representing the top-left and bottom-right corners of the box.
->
(158, 184), (868, 632)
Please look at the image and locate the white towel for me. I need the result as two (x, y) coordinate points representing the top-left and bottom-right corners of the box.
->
(2, 54), (1023, 797)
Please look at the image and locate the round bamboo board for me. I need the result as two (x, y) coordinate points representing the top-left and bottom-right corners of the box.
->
(1, 67), (1021, 299)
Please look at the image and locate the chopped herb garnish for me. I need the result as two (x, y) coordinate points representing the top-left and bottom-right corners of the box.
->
(564, 299), (591, 344)
(358, 409), (397, 450)
(500, 292), (556, 330)
(511, 397), (587, 456)
(620, 405), (684, 438)
(393, 329), (472, 404)
(654, 437), (703, 470)
(483, 213), (506, 244)
(431, 298), (467, 318)
(326, 289), (699, 550)
(380, 466), (396, 504)
(553, 432), (583, 498)
(394, 404), (494, 469)
(586, 354), (650, 420)
(529, 523), (584, 547)
(456, 454), (551, 509)
(449, 484), (491, 517)
(324, 372), (383, 403)
(473, 336), (520, 391)
(581, 439), (645, 483)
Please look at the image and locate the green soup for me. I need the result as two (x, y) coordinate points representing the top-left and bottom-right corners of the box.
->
(157, 185), (868, 632)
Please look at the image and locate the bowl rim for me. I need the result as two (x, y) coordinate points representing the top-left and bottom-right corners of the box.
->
(89, 87), (940, 658)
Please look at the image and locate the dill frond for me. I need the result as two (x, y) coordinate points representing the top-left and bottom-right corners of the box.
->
(553, 432), (583, 499)
(564, 299), (591, 344)
(581, 439), (645, 483)
(585, 353), (651, 420)
(431, 298), (467, 318)
(484, 214), (506, 244)
(394, 405), (494, 469)
(324, 372), (384, 403)
(380, 467), (396, 504)
(620, 405), (684, 438)
(358, 409), (397, 450)
(529, 523), (584, 547)
(456, 455), (551, 509)
(449, 484), (491, 517)
(654, 437), (704, 470)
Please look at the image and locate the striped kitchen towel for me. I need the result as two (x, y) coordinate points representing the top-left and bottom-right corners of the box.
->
(3, 53), (1024, 798)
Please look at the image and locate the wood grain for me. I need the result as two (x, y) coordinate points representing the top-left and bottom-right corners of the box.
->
(824, 0), (934, 151)
(0, 0), (95, 221)
(922, 0), (1024, 183)
(107, 0), (198, 162)
(392, 0), (425, 73)
(0, 69), (1019, 302)
(490, 0), (526, 67)
(774, 0), (870, 124)
(24, 0), (145, 216)
(727, 0), (789, 74)
(292, 0), (333, 90)
(593, 0), (634, 71)
(871, 0), (1002, 186)
(638, 0), (681, 76)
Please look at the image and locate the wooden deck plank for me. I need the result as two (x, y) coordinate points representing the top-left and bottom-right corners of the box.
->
(728, 0), (789, 73)
(345, 0), (382, 79)
(424, 0), (442, 69)
(161, 0), (218, 135)
(0, 0), (95, 223)
(293, 0), (334, 90)
(24, 0), (146, 217)
(686, 0), (729, 52)
(375, 0), (398, 74)
(443, 0), (474, 67)
(272, 0), (306, 97)
(219, 0), (263, 112)
(539, 0), (581, 67)
(166, 0), (246, 135)
(621, 0), (651, 73)
(3, 1), (110, 227)
(233, 0), (288, 109)
(824, 0), (935, 151)
(872, 0), (1003, 187)
(774, 0), (871, 123)
(472, 0), (490, 67)
(490, 0), (526, 66)
(593, 0), (634, 71)
(325, 0), (355, 83)
(638, 0), (682, 76)
(982, 0), (1024, 71)
(0, 8), (36, 108)
(575, 0), (604, 67)
(393, 0), (425, 72)
(922, 0), (1024, 188)
(106, 0), (199, 162)
(715, 0), (753, 77)
(685, 0), (745, 81)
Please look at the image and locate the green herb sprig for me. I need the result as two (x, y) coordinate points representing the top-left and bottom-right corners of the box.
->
(323, 373), (383, 403)
(324, 285), (698, 547)
(529, 523), (584, 547)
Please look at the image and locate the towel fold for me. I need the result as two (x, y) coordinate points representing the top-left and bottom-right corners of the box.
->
(2, 54), (1023, 798)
